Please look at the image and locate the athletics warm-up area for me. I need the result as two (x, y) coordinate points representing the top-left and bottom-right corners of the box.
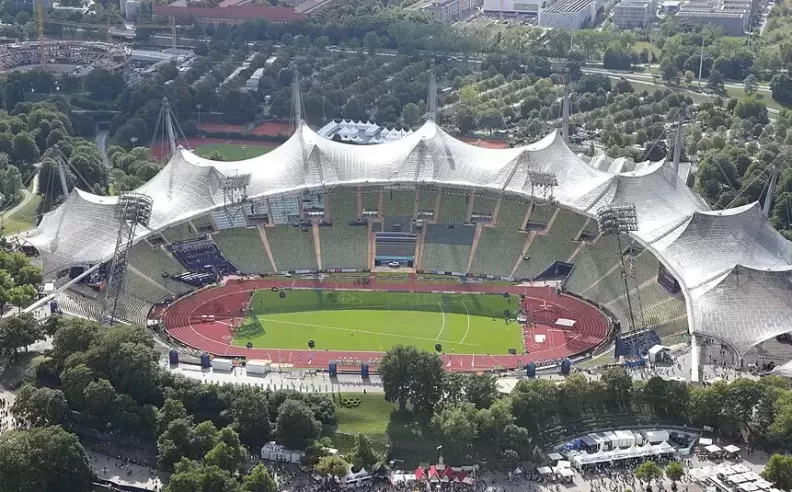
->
(161, 277), (610, 371)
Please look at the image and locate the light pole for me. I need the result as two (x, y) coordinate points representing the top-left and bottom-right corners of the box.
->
(196, 104), (202, 137)
(596, 204), (639, 333)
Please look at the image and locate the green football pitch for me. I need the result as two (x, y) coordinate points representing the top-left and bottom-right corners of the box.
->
(232, 290), (524, 354)
(195, 143), (275, 160)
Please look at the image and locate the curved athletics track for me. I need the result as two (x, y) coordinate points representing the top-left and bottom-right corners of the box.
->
(160, 277), (611, 372)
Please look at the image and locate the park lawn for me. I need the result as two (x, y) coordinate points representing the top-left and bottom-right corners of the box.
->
(195, 142), (275, 160)
(2, 194), (41, 234)
(328, 393), (441, 466)
(233, 290), (523, 354)
(633, 41), (660, 60)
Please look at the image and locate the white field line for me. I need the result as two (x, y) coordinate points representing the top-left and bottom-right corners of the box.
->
(459, 300), (471, 344)
(435, 301), (447, 341)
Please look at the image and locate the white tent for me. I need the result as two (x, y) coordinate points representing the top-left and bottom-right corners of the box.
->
(557, 468), (574, 479)
(754, 480), (773, 490)
(537, 467), (553, 476)
(724, 444), (742, 454)
(698, 438), (713, 446)
(643, 430), (670, 444)
(739, 483), (759, 492)
(260, 441), (303, 463)
(732, 464), (751, 474)
(729, 474), (749, 484)
(705, 444), (722, 453)
(547, 452), (564, 461)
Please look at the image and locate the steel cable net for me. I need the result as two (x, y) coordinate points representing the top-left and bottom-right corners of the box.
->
(21, 120), (792, 355)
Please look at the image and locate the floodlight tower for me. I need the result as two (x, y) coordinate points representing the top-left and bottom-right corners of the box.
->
(596, 204), (639, 333)
(101, 193), (153, 324)
(218, 171), (252, 224)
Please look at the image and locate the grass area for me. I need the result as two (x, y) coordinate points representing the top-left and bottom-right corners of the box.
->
(234, 289), (523, 354)
(2, 194), (41, 234)
(328, 393), (441, 466)
(195, 143), (275, 160)
(633, 41), (660, 60)
(332, 393), (395, 445)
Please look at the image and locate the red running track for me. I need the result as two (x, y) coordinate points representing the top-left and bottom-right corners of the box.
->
(160, 278), (610, 372)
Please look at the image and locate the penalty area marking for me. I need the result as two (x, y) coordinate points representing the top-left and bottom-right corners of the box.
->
(257, 317), (480, 347)
(435, 302), (446, 341)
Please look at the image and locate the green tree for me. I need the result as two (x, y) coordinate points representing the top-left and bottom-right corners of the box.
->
(0, 426), (94, 492)
(350, 433), (380, 469)
(665, 462), (684, 482)
(744, 74), (759, 96)
(660, 59), (680, 85)
(459, 85), (480, 107)
(12, 385), (68, 426)
(362, 31), (380, 56)
(205, 150), (228, 161)
(166, 458), (240, 492)
(431, 402), (478, 459)
(763, 454), (792, 491)
(707, 69), (725, 93)
(243, 464), (278, 492)
(275, 399), (321, 450)
(83, 378), (117, 416)
(0, 313), (42, 358)
(635, 460), (663, 482)
(401, 102), (422, 128)
(231, 390), (272, 448)
(315, 455), (350, 478)
(465, 373), (499, 409)
(83, 69), (125, 101)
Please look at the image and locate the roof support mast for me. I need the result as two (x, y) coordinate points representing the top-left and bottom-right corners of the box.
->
(672, 105), (686, 178)
(164, 97), (177, 156)
(561, 82), (570, 143)
(57, 154), (69, 199)
(426, 67), (438, 121)
(764, 165), (779, 218)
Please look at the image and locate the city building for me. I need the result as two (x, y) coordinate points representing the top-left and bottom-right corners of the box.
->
(245, 67), (265, 92)
(152, 5), (306, 24)
(538, 0), (596, 29)
(481, 0), (549, 16)
(673, 0), (754, 35)
(613, 0), (653, 28)
(421, 0), (475, 23)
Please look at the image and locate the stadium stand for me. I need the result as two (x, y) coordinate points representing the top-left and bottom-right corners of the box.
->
(565, 235), (620, 294)
(212, 227), (274, 274)
(267, 226), (318, 271)
(127, 242), (191, 294)
(57, 289), (101, 320)
(329, 188), (358, 222)
(514, 208), (587, 279)
(422, 224), (474, 272)
(471, 193), (498, 217)
(469, 199), (530, 277)
(437, 191), (470, 223)
(418, 187), (439, 217)
(361, 188), (379, 214)
(115, 269), (170, 324)
(526, 202), (556, 225)
(606, 281), (687, 336)
(169, 237), (236, 273)
(383, 189), (416, 217)
(321, 189), (368, 269)
(162, 222), (198, 243)
(320, 224), (368, 269)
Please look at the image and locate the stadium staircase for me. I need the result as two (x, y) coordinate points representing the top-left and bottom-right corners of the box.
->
(212, 227), (275, 274)
(469, 198), (530, 278)
(417, 186), (439, 221)
(266, 225), (318, 271)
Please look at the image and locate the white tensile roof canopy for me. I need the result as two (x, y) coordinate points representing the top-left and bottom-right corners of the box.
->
(23, 120), (792, 356)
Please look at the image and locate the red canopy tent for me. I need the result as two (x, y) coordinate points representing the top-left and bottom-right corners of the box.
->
(414, 467), (426, 482)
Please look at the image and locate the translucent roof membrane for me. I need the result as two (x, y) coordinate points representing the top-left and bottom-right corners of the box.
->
(24, 121), (792, 355)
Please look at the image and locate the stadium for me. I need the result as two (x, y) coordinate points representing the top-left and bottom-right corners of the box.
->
(20, 118), (792, 377)
(0, 41), (130, 75)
